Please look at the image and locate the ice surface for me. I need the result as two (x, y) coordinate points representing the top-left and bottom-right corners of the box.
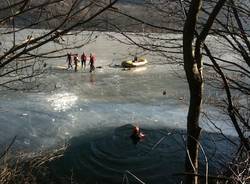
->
(0, 31), (237, 153)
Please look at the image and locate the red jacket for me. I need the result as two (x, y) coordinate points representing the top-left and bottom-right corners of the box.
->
(81, 54), (87, 61)
(90, 55), (95, 63)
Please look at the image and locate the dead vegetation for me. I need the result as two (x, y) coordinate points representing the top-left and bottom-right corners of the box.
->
(0, 146), (67, 184)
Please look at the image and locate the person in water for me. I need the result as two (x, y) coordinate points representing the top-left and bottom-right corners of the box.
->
(81, 51), (87, 70)
(89, 53), (95, 73)
(66, 52), (73, 70)
(130, 126), (145, 145)
(73, 54), (80, 72)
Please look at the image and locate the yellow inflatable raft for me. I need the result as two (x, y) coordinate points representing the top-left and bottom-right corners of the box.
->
(121, 58), (148, 68)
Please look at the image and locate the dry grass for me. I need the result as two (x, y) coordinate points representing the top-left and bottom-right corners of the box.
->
(0, 146), (67, 184)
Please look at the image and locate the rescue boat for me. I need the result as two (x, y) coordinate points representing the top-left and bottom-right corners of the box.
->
(121, 58), (148, 68)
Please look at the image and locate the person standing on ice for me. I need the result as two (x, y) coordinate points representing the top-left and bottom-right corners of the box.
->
(66, 52), (73, 70)
(81, 51), (87, 70)
(73, 54), (80, 72)
(89, 53), (95, 73)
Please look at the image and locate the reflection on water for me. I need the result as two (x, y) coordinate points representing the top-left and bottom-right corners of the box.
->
(47, 92), (78, 111)
(131, 66), (147, 73)
(89, 73), (96, 85)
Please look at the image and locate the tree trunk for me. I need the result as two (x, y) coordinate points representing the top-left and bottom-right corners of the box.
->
(183, 0), (228, 183)
(183, 0), (203, 183)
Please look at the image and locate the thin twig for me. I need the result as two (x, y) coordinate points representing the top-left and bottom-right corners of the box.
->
(0, 136), (17, 160)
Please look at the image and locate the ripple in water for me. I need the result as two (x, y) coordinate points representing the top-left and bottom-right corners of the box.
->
(49, 124), (186, 183)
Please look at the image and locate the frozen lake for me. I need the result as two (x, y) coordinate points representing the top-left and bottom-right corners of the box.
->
(0, 62), (192, 151)
(0, 31), (238, 183)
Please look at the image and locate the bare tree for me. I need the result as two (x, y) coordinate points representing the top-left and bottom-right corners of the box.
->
(100, 0), (249, 183)
(0, 0), (249, 183)
(183, 0), (229, 183)
(0, 0), (119, 90)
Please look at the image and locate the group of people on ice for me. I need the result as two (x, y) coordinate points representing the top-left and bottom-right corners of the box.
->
(66, 52), (96, 72)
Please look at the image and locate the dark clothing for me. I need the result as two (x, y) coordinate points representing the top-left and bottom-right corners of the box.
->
(67, 53), (73, 69)
(89, 55), (95, 72)
(130, 133), (141, 145)
(133, 56), (138, 62)
(81, 60), (86, 69)
(81, 53), (87, 69)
